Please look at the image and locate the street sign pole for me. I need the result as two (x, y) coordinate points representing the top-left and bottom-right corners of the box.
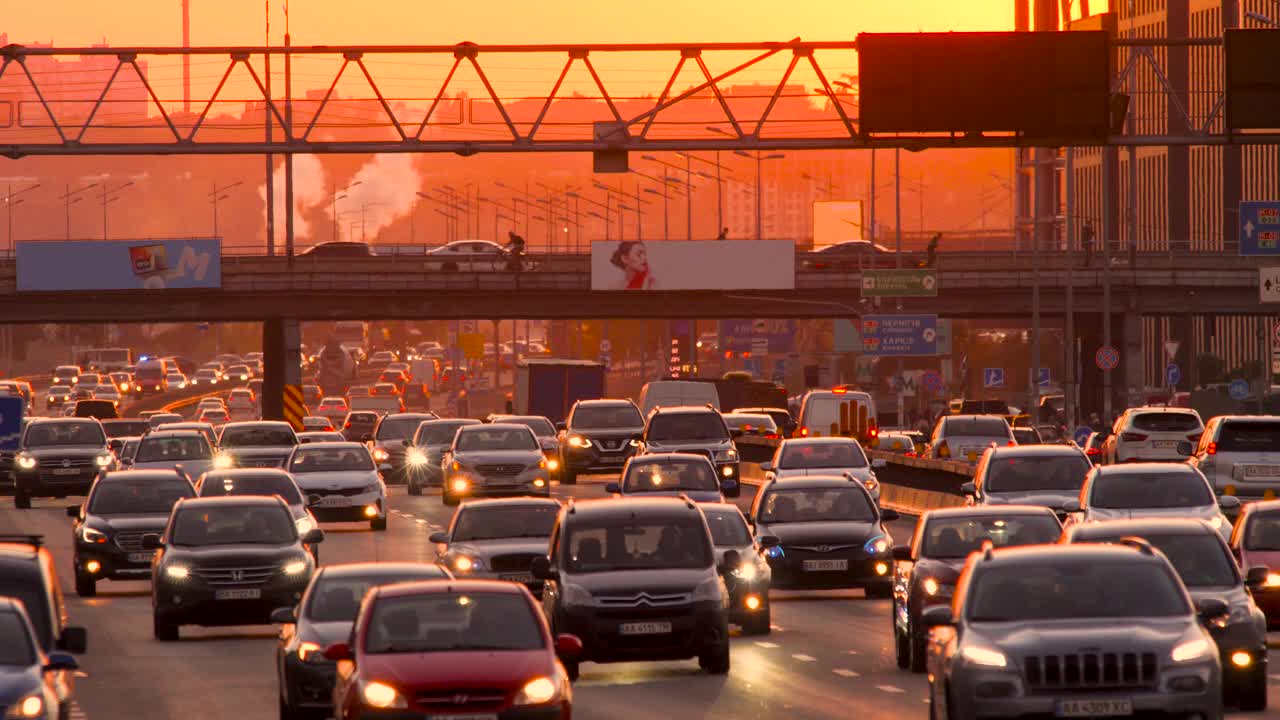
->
(1065, 146), (1076, 428)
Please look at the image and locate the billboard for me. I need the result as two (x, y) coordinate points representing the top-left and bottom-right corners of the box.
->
(812, 200), (865, 248)
(719, 319), (796, 354)
(591, 240), (794, 290)
(17, 239), (222, 292)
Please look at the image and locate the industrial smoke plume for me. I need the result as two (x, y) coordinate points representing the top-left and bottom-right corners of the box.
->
(333, 155), (423, 242)
(259, 154), (328, 243)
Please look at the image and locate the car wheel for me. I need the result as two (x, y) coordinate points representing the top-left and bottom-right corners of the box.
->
(74, 573), (97, 598)
(894, 622), (910, 670)
(699, 641), (731, 675)
(14, 489), (30, 509)
(909, 626), (927, 674)
(370, 516), (388, 532)
(1238, 666), (1268, 711)
(561, 469), (577, 486)
(153, 614), (179, 642)
(561, 656), (580, 683)
(865, 583), (893, 599)
(742, 601), (771, 636)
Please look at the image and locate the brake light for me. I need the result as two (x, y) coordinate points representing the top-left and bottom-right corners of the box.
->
(869, 426), (879, 438)
(765, 432), (779, 439)
(1120, 432), (1148, 442)
(1007, 440), (1018, 446)
(1206, 442), (1217, 455)
(799, 426), (809, 437)
(1086, 447), (1101, 456)
(832, 388), (848, 394)
(938, 441), (950, 458)
(344, 422), (351, 429)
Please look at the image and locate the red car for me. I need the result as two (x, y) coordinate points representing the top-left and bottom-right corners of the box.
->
(1230, 499), (1280, 628)
(326, 579), (578, 719)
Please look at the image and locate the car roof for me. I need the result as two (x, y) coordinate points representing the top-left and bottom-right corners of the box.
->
(457, 496), (561, 510)
(27, 417), (100, 426)
(295, 441), (365, 449)
(382, 413), (436, 420)
(0, 536), (46, 564)
(566, 496), (703, 518)
(1094, 462), (1199, 476)
(318, 562), (452, 580)
(1244, 499), (1280, 514)
(766, 475), (870, 490)
(574, 398), (636, 407)
(780, 437), (861, 446)
(145, 429), (206, 438)
(374, 578), (526, 600)
(1065, 518), (1216, 539)
(460, 422), (530, 433)
(985, 444), (1084, 458)
(944, 414), (1006, 422)
(980, 543), (1168, 567)
(649, 405), (719, 415)
(102, 469), (189, 481)
(1214, 415), (1280, 423)
(1130, 406), (1198, 413)
(924, 505), (1059, 521)
(735, 407), (787, 413)
(201, 468), (292, 479)
(177, 495), (288, 509)
(628, 452), (715, 464)
(222, 421), (293, 429)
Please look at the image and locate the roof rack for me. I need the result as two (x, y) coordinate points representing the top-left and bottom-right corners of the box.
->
(566, 497), (576, 514)
(0, 535), (44, 548)
(1117, 536), (1155, 555)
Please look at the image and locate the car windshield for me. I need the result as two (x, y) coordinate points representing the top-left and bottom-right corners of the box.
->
(985, 455), (1091, 493)
(199, 474), (303, 504)
(135, 436), (211, 463)
(646, 413), (729, 442)
(1082, 533), (1237, 587)
(364, 593), (543, 653)
(220, 426), (297, 447)
(347, 413), (378, 426)
(759, 487), (875, 523)
(922, 515), (1062, 558)
(455, 428), (537, 451)
(623, 459), (718, 492)
(943, 418), (1011, 438)
(571, 405), (643, 429)
(24, 422), (105, 447)
(1245, 511), (1280, 551)
(504, 417), (556, 437)
(1217, 422), (1280, 452)
(564, 518), (712, 572)
(88, 477), (194, 514)
(289, 447), (374, 473)
(702, 507), (752, 546)
(1131, 413), (1201, 432)
(170, 504), (295, 546)
(0, 612), (35, 666)
(0, 583), (49, 650)
(121, 439), (140, 461)
(375, 418), (429, 441)
(305, 570), (447, 622)
(966, 561), (1189, 621)
(1091, 471), (1212, 509)
(778, 441), (868, 469)
(452, 505), (558, 541)
(415, 422), (475, 446)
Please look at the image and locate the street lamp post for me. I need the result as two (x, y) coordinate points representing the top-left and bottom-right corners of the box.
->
(331, 180), (362, 242)
(5, 183), (40, 253)
(59, 183), (99, 239)
(641, 154), (695, 240)
(209, 180), (244, 238)
(734, 151), (786, 241)
(100, 181), (135, 240)
(359, 202), (384, 243)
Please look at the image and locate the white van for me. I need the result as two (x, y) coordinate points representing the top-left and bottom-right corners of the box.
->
(636, 380), (720, 418)
(796, 388), (879, 444)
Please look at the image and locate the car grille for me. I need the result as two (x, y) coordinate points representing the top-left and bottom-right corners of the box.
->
(311, 486), (370, 498)
(115, 532), (148, 552)
(594, 591), (692, 608)
(232, 456), (285, 468)
(416, 689), (506, 711)
(475, 464), (526, 477)
(190, 564), (278, 586)
(1023, 652), (1158, 692)
(787, 544), (859, 553)
(45, 457), (96, 468)
(598, 438), (628, 451)
(489, 553), (541, 573)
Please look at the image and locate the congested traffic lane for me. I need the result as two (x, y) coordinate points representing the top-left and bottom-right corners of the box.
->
(4, 477), (1278, 720)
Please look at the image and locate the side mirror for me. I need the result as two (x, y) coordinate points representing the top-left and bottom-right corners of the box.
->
(892, 545), (912, 562)
(919, 605), (954, 629)
(323, 642), (352, 662)
(1245, 566), (1271, 591)
(759, 461), (774, 472)
(302, 528), (325, 544)
(270, 606), (297, 624)
(66, 505), (81, 518)
(57, 627), (87, 654)
(605, 482), (621, 494)
(44, 652), (79, 672)
(721, 479), (740, 498)
(1196, 597), (1229, 623)
(960, 482), (976, 497)
(361, 434), (373, 443)
(719, 549), (741, 574)
(880, 508), (900, 522)
(141, 534), (163, 550)
(1062, 499), (1082, 514)
(555, 633), (583, 659)
(758, 535), (781, 549)
(1219, 496), (1241, 510)
(1176, 441), (1193, 456)
(429, 531), (449, 544)
(531, 556), (553, 580)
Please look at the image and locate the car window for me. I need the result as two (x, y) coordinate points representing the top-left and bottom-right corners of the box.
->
(88, 477), (193, 514)
(220, 426), (297, 447)
(0, 612), (35, 666)
(922, 515), (1061, 558)
(348, 413), (379, 425)
(759, 487), (875, 523)
(1082, 533), (1237, 587)
(289, 447), (375, 473)
(375, 418), (427, 441)
(1090, 471), (1212, 509)
(25, 422), (105, 447)
(170, 504), (295, 546)
(452, 505), (558, 541)
(415, 422), (476, 446)
(942, 418), (1011, 437)
(1244, 511), (1280, 551)
(966, 561), (1188, 621)
(1131, 413), (1201, 432)
(623, 459), (718, 492)
(304, 570), (447, 622)
(778, 441), (868, 469)
(455, 428), (537, 451)
(364, 593), (543, 653)
(702, 507), (752, 546)
(504, 417), (556, 437)
(199, 474), (303, 504)
(0, 581), (50, 650)
(135, 436), (211, 463)
(1217, 422), (1280, 452)
(564, 518), (712, 572)
(646, 413), (728, 442)
(571, 405), (643, 429)
(984, 455), (1090, 493)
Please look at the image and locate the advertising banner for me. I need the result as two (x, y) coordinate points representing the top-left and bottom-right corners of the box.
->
(591, 240), (794, 290)
(719, 319), (796, 354)
(17, 239), (222, 291)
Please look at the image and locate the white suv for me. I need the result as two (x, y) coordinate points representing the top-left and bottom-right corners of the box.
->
(1102, 407), (1203, 464)
(1189, 415), (1280, 499)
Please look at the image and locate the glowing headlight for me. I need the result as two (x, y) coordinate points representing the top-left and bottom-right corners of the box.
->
(1231, 650), (1253, 668)
(923, 578), (940, 596)
(283, 560), (308, 575)
(361, 681), (405, 709)
(212, 454), (234, 470)
(296, 641), (324, 663)
(629, 438), (641, 447)
(733, 562), (758, 581)
(453, 556), (481, 572)
(863, 535), (889, 555)
(1265, 573), (1280, 588)
(547, 458), (560, 471)
(1171, 637), (1213, 663)
(451, 478), (469, 492)
(406, 448), (427, 465)
(16, 455), (37, 470)
(513, 676), (559, 706)
(1209, 515), (1225, 529)
(8, 693), (44, 719)
(567, 436), (592, 448)
(372, 448), (389, 462)
(79, 526), (108, 544)
(295, 516), (316, 535)
(961, 645), (1008, 668)
(165, 565), (190, 579)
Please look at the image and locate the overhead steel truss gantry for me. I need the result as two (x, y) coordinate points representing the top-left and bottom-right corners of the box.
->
(0, 36), (1275, 159)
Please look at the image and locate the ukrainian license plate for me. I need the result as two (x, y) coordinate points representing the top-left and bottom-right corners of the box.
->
(214, 588), (261, 601)
(1152, 440), (1179, 449)
(500, 573), (533, 584)
(1056, 699), (1132, 717)
(53, 468), (80, 476)
(803, 559), (848, 572)
(429, 715), (498, 720)
(961, 447), (981, 457)
(128, 552), (152, 563)
(619, 621), (672, 635)
(1244, 465), (1280, 477)
(316, 495), (351, 507)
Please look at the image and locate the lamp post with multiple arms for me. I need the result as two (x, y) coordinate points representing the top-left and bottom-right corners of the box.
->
(641, 154), (695, 240)
(4, 182), (40, 253)
(99, 181), (135, 241)
(330, 180), (363, 242)
(209, 180), (243, 238)
(733, 150), (787, 241)
(632, 168), (687, 242)
(59, 183), (99, 239)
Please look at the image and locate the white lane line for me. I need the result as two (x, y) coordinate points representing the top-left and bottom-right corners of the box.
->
(754, 641), (780, 649)
(876, 685), (906, 694)
(832, 668), (861, 678)
(844, 649), (859, 655)
(791, 654), (817, 663)
(415, 519), (428, 525)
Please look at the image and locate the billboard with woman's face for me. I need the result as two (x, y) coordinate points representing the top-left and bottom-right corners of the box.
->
(590, 240), (794, 290)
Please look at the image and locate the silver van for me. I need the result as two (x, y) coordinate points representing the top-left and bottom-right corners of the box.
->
(636, 380), (720, 418)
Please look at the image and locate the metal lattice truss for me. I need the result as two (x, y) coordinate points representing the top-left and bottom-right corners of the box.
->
(0, 38), (1272, 158)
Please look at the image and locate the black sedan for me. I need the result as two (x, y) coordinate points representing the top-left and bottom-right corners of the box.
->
(747, 475), (898, 596)
(891, 505), (1062, 672)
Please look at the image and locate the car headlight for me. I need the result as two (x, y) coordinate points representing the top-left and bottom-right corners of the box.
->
(692, 576), (725, 603)
(960, 644), (1008, 668)
(765, 544), (785, 559)
(212, 454), (234, 470)
(406, 448), (427, 465)
(567, 436), (592, 448)
(164, 565), (190, 580)
(283, 559), (309, 575)
(16, 454), (36, 469)
(562, 582), (594, 607)
(1265, 573), (1280, 588)
(372, 448), (389, 462)
(513, 675), (559, 706)
(863, 535), (889, 555)
(732, 561), (758, 581)
(714, 448), (738, 462)
(629, 438), (641, 447)
(361, 681), (406, 709)
(922, 578), (955, 597)
(1209, 515), (1225, 529)
(452, 555), (483, 572)
(546, 457), (560, 471)
(4, 692), (44, 719)
(296, 641), (326, 664)
(864, 475), (880, 494)
(93, 452), (113, 468)
(295, 516), (316, 535)
(79, 526), (108, 544)
(1171, 637), (1214, 663)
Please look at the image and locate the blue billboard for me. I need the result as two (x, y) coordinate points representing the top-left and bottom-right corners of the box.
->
(859, 314), (938, 357)
(17, 239), (222, 291)
(719, 319), (796, 354)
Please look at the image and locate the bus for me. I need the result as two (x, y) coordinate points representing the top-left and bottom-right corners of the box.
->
(77, 347), (132, 372)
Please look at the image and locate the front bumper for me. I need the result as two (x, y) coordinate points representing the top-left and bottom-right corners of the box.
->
(351, 704), (567, 720)
(765, 551), (893, 590)
(15, 467), (99, 498)
(445, 470), (551, 500)
(556, 600), (727, 663)
(75, 543), (155, 580)
(725, 576), (770, 624)
(307, 491), (386, 522)
(282, 653), (337, 712)
(154, 575), (311, 626)
(561, 443), (638, 474)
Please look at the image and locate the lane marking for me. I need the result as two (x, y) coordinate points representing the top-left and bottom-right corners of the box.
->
(876, 685), (906, 694)
(844, 649), (860, 655)
(832, 668), (861, 678)
(754, 641), (780, 649)
(791, 654), (817, 663)
(415, 519), (428, 525)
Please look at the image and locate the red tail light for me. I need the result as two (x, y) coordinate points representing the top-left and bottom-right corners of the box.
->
(905, 451), (918, 457)
(1206, 442), (1217, 455)
(1086, 447), (1101, 456)
(1120, 432), (1148, 442)
(344, 422), (351, 429)
(798, 426), (809, 437)
(1007, 440), (1018, 446)
(869, 426), (879, 438)
(765, 432), (779, 439)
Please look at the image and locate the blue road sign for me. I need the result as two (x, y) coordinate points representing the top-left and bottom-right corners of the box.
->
(921, 370), (944, 393)
(983, 368), (1005, 388)
(1239, 201), (1280, 256)
(1230, 378), (1250, 400)
(1036, 367), (1051, 387)
(0, 396), (23, 453)
(1074, 426), (1094, 446)
(860, 315), (938, 357)
(1165, 363), (1181, 387)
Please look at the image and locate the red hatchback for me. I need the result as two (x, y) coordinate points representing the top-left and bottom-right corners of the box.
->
(326, 580), (578, 719)
(1230, 499), (1280, 628)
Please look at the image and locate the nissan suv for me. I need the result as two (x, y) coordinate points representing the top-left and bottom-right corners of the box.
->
(533, 497), (733, 680)
(922, 543), (1225, 720)
(13, 418), (114, 509)
(637, 406), (739, 486)
(557, 399), (645, 485)
(1190, 415), (1280, 499)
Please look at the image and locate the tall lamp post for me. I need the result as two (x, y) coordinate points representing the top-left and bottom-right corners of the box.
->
(209, 180), (243, 238)
(100, 181), (135, 241)
(331, 180), (362, 242)
(5, 182), (40, 252)
(641, 154), (694, 240)
(59, 182), (99, 239)
(733, 151), (786, 241)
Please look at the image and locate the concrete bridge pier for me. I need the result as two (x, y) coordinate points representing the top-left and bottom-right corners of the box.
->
(262, 317), (302, 422)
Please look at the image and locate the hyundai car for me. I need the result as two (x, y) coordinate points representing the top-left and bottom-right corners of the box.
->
(442, 424), (551, 506)
(430, 496), (560, 596)
(287, 442), (387, 531)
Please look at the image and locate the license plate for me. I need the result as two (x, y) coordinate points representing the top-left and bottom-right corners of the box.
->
(500, 573), (533, 584)
(53, 468), (81, 476)
(316, 496), (351, 507)
(1152, 440), (1179, 449)
(1056, 699), (1132, 717)
(428, 715), (498, 720)
(619, 621), (672, 635)
(128, 552), (152, 563)
(1244, 465), (1280, 477)
(803, 559), (849, 572)
(214, 588), (261, 600)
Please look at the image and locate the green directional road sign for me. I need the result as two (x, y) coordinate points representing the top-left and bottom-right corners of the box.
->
(860, 269), (938, 297)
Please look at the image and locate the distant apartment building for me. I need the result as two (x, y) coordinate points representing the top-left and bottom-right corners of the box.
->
(0, 35), (151, 128)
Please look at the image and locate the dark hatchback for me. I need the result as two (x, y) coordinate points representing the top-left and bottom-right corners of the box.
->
(68, 469), (196, 596)
(557, 400), (645, 485)
(369, 412), (438, 484)
(749, 476), (899, 595)
(218, 422), (300, 469)
(272, 562), (450, 720)
(13, 419), (115, 509)
(149, 495), (324, 641)
(0, 598), (80, 720)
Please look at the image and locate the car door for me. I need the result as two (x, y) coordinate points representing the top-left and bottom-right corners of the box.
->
(540, 523), (563, 625)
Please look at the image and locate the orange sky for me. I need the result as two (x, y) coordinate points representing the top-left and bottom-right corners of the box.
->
(6, 0), (1014, 48)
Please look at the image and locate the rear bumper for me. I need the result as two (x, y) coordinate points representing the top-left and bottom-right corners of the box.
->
(557, 601), (727, 663)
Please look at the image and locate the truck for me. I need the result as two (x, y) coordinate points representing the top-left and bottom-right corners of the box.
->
(514, 359), (606, 425)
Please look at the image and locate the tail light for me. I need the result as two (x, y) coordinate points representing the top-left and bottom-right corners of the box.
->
(1086, 447), (1101, 456)
(869, 426), (879, 438)
(1206, 442), (1217, 455)
(1007, 440), (1018, 446)
(1120, 432), (1148, 442)
(938, 441), (950, 458)
(905, 451), (918, 457)
(765, 432), (779, 439)
(798, 426), (809, 437)
(344, 422), (352, 429)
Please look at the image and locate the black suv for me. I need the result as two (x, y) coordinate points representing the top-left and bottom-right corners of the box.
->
(533, 497), (734, 680)
(637, 406), (740, 486)
(67, 469), (196, 596)
(557, 399), (645, 485)
(0, 536), (88, 679)
(13, 418), (115, 509)
(148, 495), (324, 641)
